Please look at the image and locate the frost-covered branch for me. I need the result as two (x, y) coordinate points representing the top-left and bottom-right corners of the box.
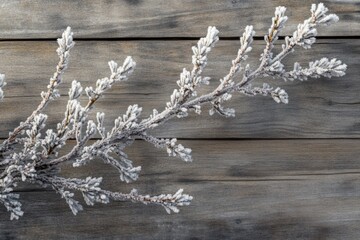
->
(282, 58), (347, 81)
(0, 3), (347, 220)
(138, 133), (192, 162)
(0, 27), (74, 152)
(269, 3), (340, 67)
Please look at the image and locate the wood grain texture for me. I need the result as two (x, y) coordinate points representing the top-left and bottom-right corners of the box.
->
(0, 0), (358, 39)
(2, 139), (360, 239)
(0, 0), (359, 239)
(0, 39), (358, 138)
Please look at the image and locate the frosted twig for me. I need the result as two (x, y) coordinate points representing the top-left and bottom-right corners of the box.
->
(0, 4), (347, 219)
(0, 27), (74, 152)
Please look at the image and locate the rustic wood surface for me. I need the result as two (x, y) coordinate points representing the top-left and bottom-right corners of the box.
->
(2, 140), (360, 239)
(0, 0), (359, 239)
(0, 0), (358, 38)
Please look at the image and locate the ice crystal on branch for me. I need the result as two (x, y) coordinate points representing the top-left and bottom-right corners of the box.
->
(0, 3), (347, 219)
(0, 74), (6, 100)
(283, 58), (347, 81)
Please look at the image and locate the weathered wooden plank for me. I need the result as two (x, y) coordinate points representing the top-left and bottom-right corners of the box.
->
(1, 139), (360, 239)
(0, 0), (358, 39)
(54, 139), (360, 184)
(2, 181), (360, 240)
(0, 39), (358, 138)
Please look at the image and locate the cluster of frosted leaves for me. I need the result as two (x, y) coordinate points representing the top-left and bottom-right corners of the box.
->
(32, 175), (108, 215)
(165, 138), (192, 162)
(154, 189), (193, 214)
(85, 57), (136, 100)
(129, 188), (193, 214)
(0, 188), (23, 220)
(264, 6), (288, 45)
(71, 105), (143, 183)
(288, 3), (339, 50)
(283, 58), (347, 81)
(209, 93), (236, 117)
(239, 25), (255, 56)
(136, 134), (193, 163)
(166, 26), (219, 112)
(59, 186), (193, 216)
(192, 26), (219, 71)
(238, 83), (289, 104)
(259, 3), (346, 104)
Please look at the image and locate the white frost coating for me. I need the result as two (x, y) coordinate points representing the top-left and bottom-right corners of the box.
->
(283, 58), (347, 81)
(0, 74), (5, 100)
(0, 4), (347, 220)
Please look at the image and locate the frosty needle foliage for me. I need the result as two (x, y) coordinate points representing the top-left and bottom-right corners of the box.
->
(0, 3), (347, 220)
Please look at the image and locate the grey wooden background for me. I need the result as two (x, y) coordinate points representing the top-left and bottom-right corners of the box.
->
(0, 0), (359, 239)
